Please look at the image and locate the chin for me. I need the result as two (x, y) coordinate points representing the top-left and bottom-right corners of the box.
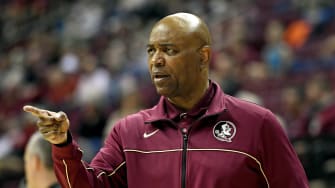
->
(157, 91), (168, 97)
(156, 88), (171, 98)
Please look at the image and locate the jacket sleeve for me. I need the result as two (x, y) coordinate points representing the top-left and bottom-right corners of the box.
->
(259, 110), (309, 187)
(52, 122), (127, 188)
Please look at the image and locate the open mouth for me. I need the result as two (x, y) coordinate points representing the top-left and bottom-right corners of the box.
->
(154, 75), (169, 79)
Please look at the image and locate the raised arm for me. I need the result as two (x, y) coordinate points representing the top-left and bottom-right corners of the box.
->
(23, 105), (127, 188)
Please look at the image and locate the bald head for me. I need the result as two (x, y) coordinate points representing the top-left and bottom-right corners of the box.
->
(152, 12), (211, 46)
(25, 132), (53, 170)
(24, 132), (59, 188)
(147, 13), (212, 110)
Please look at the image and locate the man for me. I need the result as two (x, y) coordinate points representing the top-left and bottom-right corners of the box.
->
(22, 132), (60, 188)
(23, 12), (309, 187)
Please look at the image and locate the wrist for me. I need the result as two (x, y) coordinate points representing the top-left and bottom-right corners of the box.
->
(55, 131), (72, 147)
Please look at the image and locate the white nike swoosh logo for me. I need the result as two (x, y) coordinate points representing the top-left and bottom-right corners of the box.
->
(143, 129), (159, 138)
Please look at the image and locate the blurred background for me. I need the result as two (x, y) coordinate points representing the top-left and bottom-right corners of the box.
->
(0, 0), (334, 187)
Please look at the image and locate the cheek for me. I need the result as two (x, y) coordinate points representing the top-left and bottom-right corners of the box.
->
(24, 155), (36, 183)
(176, 57), (193, 69)
(179, 55), (201, 75)
(25, 162), (33, 183)
(147, 62), (153, 77)
(147, 60), (151, 69)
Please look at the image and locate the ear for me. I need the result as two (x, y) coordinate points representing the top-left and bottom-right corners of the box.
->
(199, 45), (211, 68)
(31, 155), (42, 171)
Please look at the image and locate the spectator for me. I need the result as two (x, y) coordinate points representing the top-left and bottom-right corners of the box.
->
(20, 131), (60, 188)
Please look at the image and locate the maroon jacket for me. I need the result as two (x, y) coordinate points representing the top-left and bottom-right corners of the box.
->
(52, 81), (309, 188)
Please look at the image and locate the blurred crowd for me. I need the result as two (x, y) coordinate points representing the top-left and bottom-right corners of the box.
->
(0, 0), (335, 187)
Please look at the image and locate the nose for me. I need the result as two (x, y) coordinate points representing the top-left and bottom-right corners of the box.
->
(151, 51), (165, 67)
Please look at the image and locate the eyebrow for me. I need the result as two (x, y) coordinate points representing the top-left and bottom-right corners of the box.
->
(146, 43), (176, 48)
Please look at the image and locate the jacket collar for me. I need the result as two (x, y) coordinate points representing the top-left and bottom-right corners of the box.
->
(145, 80), (227, 123)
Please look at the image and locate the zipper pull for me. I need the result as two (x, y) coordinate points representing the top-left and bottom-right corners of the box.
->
(181, 128), (188, 142)
(181, 127), (187, 134)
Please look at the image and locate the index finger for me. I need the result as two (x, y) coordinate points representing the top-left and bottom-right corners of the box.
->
(23, 105), (54, 119)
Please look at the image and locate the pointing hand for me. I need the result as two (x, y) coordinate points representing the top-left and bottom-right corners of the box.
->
(23, 105), (69, 145)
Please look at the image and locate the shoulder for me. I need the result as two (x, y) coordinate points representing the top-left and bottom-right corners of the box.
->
(111, 105), (159, 131)
(223, 94), (284, 132)
(225, 94), (270, 118)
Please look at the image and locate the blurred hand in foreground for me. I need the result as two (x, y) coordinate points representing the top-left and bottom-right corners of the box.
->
(23, 105), (69, 144)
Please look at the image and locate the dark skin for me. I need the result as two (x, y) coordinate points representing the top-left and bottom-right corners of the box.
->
(23, 12), (212, 144)
(147, 13), (212, 110)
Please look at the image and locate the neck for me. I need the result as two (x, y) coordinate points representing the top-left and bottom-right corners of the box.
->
(168, 80), (209, 111)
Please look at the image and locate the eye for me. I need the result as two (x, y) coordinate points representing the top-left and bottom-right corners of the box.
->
(165, 48), (178, 56)
(147, 47), (155, 56)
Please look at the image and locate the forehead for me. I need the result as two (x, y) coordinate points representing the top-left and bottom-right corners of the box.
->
(149, 24), (183, 44)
